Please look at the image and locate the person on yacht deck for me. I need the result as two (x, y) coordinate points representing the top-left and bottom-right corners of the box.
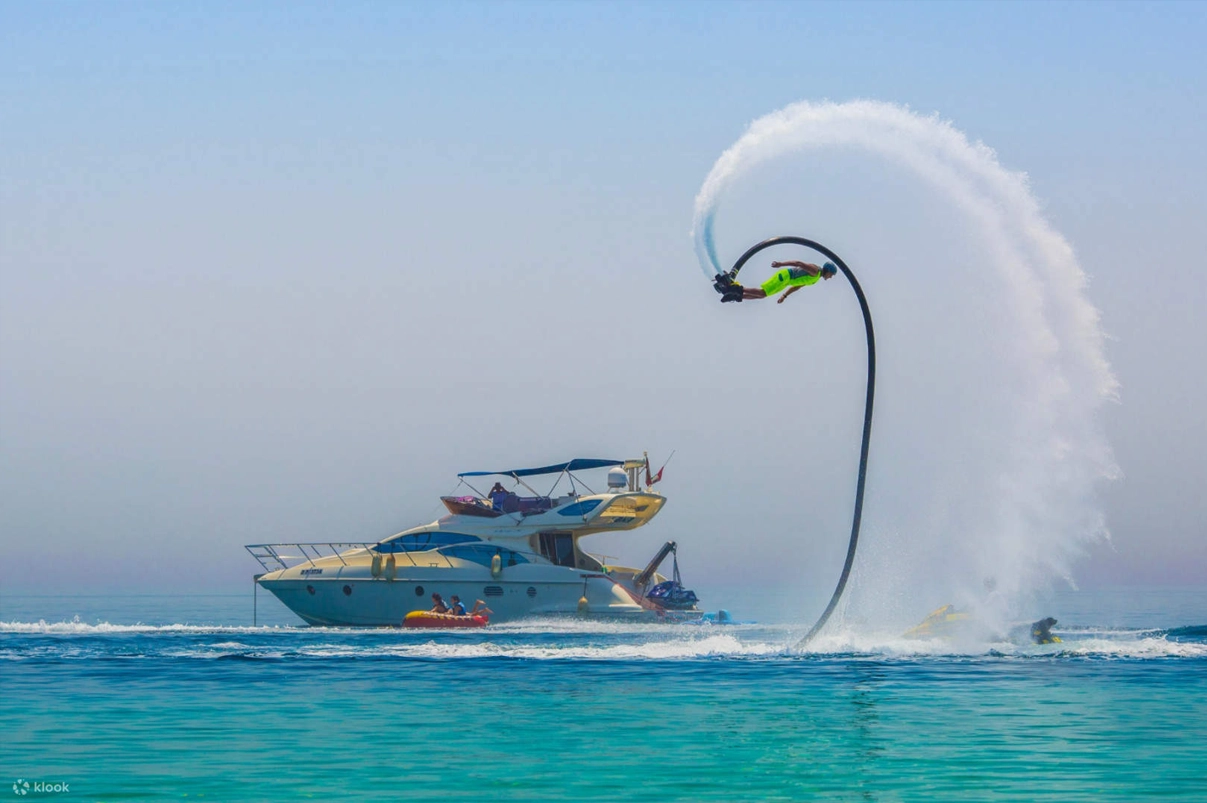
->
(448, 595), (468, 616)
(488, 482), (508, 510)
(429, 593), (450, 614)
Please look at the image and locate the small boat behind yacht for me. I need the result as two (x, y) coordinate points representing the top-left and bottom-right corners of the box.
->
(246, 456), (700, 626)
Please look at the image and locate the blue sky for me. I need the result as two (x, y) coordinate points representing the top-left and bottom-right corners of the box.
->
(2, 2), (1205, 602)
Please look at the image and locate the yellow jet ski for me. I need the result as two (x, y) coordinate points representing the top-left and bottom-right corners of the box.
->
(903, 604), (971, 639)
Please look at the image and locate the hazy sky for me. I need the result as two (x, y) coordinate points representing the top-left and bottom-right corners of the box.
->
(2, 1), (1204, 605)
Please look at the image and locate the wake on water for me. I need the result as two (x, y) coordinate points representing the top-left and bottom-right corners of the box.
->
(3, 617), (1205, 662)
(690, 100), (1121, 639)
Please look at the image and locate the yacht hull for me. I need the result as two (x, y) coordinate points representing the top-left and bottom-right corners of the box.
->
(259, 571), (651, 626)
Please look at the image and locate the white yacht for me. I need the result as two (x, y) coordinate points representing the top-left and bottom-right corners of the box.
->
(247, 457), (700, 626)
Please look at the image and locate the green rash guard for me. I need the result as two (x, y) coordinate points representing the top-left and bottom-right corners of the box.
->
(761, 266), (820, 296)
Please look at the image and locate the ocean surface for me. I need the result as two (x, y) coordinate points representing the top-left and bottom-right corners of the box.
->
(2, 587), (1205, 801)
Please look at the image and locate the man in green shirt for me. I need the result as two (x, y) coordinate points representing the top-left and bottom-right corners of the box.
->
(716, 260), (837, 303)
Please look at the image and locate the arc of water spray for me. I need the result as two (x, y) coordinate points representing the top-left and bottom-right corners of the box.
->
(723, 237), (875, 647)
(693, 99), (1120, 641)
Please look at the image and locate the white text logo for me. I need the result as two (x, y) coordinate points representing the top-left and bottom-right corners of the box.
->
(11, 780), (69, 795)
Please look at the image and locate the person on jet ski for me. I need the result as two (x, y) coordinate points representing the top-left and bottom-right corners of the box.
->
(715, 260), (837, 303)
(1031, 617), (1061, 644)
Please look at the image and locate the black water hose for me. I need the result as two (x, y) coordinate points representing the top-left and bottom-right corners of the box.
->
(724, 236), (876, 646)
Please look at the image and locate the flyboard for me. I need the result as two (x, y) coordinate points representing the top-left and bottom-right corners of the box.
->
(712, 236), (876, 648)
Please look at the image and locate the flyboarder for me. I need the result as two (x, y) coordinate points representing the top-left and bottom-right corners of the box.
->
(715, 260), (838, 303)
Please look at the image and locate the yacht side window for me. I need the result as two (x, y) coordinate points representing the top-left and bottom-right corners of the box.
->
(440, 544), (530, 568)
(538, 532), (576, 568)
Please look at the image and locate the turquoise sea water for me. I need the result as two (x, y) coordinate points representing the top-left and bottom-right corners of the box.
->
(3, 589), (1205, 801)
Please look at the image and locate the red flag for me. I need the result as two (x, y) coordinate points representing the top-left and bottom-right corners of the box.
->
(645, 454), (665, 486)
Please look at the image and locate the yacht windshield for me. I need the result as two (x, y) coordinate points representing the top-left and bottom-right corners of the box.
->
(375, 532), (480, 553)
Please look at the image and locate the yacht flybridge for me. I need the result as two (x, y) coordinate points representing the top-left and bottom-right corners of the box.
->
(247, 457), (700, 626)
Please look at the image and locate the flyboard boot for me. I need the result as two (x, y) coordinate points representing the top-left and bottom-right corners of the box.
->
(713, 272), (744, 303)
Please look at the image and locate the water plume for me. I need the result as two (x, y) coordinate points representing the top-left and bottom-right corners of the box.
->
(692, 100), (1119, 634)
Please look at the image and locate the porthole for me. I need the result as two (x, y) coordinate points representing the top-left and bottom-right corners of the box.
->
(343, 585), (352, 596)
(484, 586), (504, 597)
(527, 586), (537, 598)
(306, 585), (316, 596)
(415, 585), (425, 597)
